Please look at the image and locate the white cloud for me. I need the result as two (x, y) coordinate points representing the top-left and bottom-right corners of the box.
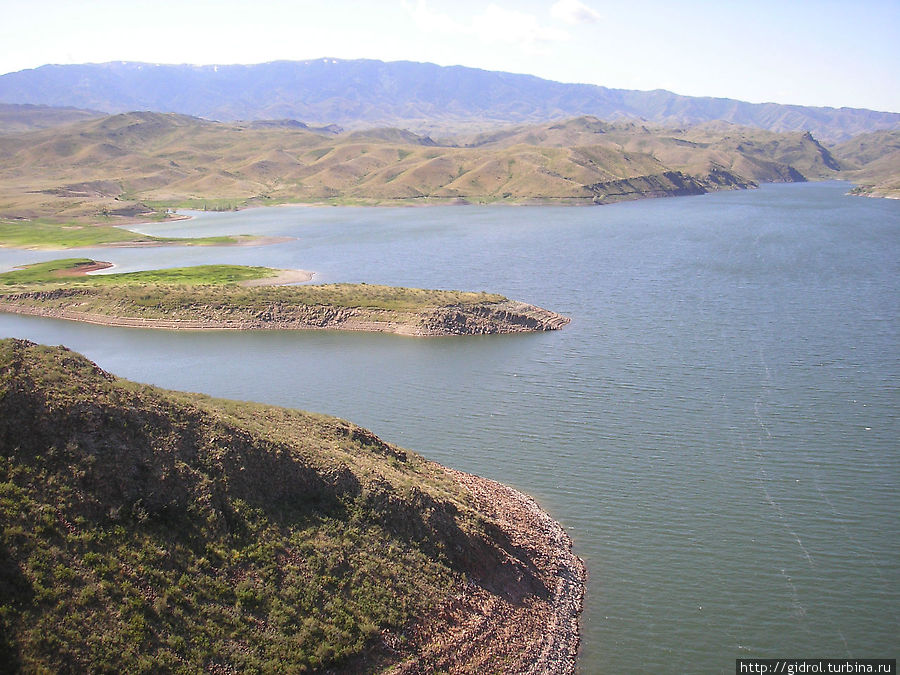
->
(406, 0), (568, 47)
(472, 4), (568, 45)
(550, 0), (602, 25)
(406, 0), (468, 35)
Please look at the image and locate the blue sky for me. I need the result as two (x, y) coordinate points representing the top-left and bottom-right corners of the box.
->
(3, 0), (898, 112)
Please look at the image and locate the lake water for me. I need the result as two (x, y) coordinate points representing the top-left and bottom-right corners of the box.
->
(1, 182), (897, 673)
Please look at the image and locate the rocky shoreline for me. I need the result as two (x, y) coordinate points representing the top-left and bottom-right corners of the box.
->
(0, 298), (570, 336)
(431, 469), (585, 674)
(356, 467), (586, 674)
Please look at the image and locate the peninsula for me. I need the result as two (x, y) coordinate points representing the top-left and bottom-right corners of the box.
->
(0, 218), (287, 250)
(0, 259), (570, 336)
(0, 338), (586, 672)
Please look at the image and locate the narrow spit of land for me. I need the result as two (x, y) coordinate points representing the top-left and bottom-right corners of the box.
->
(0, 218), (289, 250)
(0, 259), (570, 336)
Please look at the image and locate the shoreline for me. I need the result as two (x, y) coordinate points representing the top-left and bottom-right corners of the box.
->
(8, 181), (883, 252)
(239, 268), (315, 286)
(384, 466), (585, 674)
(0, 263), (570, 336)
(0, 218), (295, 250)
(91, 234), (296, 249)
(0, 299), (570, 336)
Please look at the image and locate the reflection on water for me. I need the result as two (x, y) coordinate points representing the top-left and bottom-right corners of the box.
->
(2, 183), (898, 672)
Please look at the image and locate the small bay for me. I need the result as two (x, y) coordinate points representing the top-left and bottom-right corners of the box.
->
(1, 182), (897, 672)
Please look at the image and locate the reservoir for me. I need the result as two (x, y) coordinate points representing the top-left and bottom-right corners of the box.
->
(1, 182), (897, 672)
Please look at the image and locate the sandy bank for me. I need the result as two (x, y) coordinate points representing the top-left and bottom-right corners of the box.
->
(99, 234), (294, 248)
(239, 268), (315, 286)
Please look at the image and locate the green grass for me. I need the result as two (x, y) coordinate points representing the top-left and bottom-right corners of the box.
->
(0, 220), (251, 250)
(275, 283), (505, 311)
(91, 265), (274, 286)
(0, 260), (508, 327)
(0, 259), (274, 287)
(0, 258), (98, 285)
(0, 220), (159, 248)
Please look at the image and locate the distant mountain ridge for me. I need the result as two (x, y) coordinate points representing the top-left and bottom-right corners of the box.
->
(0, 103), (104, 134)
(1, 59), (897, 143)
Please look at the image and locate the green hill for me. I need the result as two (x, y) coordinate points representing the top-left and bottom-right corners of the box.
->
(0, 339), (584, 672)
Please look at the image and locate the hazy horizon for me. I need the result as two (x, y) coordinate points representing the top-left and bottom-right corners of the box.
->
(2, 0), (898, 114)
(6, 56), (900, 116)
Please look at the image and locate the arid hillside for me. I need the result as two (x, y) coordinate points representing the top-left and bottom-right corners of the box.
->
(0, 112), (846, 222)
(831, 129), (900, 198)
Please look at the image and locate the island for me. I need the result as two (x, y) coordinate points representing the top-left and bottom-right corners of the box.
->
(0, 259), (570, 336)
(0, 339), (586, 672)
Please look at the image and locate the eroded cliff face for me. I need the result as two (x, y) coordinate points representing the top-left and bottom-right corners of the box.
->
(0, 293), (571, 336)
(585, 169), (755, 204)
(414, 301), (571, 336)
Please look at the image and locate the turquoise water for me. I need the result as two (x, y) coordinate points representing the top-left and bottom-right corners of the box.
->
(1, 182), (897, 672)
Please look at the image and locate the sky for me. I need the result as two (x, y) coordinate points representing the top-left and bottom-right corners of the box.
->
(2, 0), (898, 112)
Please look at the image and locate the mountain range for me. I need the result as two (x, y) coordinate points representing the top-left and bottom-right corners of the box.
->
(1, 59), (898, 143)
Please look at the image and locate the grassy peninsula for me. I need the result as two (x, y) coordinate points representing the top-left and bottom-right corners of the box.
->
(0, 219), (276, 250)
(0, 339), (585, 672)
(0, 259), (570, 335)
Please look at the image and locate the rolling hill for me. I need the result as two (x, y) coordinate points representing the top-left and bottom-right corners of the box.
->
(0, 111), (849, 221)
(0, 103), (104, 135)
(831, 129), (900, 198)
(1, 59), (897, 143)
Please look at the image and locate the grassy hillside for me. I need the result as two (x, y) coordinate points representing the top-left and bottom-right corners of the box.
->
(0, 219), (263, 250)
(0, 339), (584, 672)
(0, 259), (569, 335)
(0, 111), (846, 223)
(0, 259), (275, 287)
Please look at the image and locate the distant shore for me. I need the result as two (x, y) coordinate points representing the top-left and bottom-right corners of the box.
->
(101, 234), (295, 248)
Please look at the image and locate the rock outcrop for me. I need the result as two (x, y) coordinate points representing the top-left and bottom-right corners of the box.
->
(0, 292), (571, 336)
(585, 169), (755, 204)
